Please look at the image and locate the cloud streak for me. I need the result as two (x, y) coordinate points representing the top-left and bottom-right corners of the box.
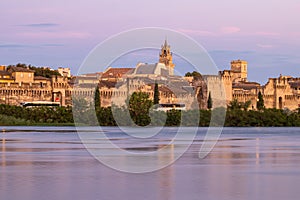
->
(177, 29), (216, 36)
(0, 43), (64, 48)
(178, 26), (241, 37)
(254, 32), (280, 36)
(41, 44), (65, 47)
(18, 31), (91, 39)
(257, 44), (274, 48)
(221, 26), (241, 34)
(0, 44), (32, 48)
(22, 23), (60, 28)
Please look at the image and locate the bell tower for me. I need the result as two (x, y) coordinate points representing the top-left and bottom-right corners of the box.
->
(159, 39), (175, 75)
(231, 60), (248, 82)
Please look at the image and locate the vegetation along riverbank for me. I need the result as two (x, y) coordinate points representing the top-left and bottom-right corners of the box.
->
(1, 94), (300, 127)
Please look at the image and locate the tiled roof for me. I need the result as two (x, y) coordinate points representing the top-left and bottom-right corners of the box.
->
(9, 66), (34, 73)
(99, 80), (117, 88)
(233, 82), (260, 90)
(0, 70), (11, 76)
(102, 68), (134, 78)
(147, 81), (192, 94)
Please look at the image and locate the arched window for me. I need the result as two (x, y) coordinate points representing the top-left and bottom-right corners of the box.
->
(279, 97), (283, 109)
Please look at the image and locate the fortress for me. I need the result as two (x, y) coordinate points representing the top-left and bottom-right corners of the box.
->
(1, 40), (300, 111)
(216, 60), (300, 110)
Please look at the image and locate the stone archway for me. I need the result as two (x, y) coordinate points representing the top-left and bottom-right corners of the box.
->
(52, 89), (66, 106)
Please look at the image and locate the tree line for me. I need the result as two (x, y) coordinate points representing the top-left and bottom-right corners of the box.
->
(7, 63), (61, 78)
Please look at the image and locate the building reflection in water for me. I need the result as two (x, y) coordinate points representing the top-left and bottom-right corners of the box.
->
(256, 138), (260, 165)
(157, 143), (175, 200)
(1, 135), (6, 167)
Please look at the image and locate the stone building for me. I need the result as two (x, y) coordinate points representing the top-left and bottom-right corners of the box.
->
(262, 76), (300, 110)
(58, 67), (71, 78)
(0, 66), (71, 106)
(94, 41), (203, 109)
(2, 40), (300, 111)
(211, 60), (300, 111)
(76, 40), (205, 109)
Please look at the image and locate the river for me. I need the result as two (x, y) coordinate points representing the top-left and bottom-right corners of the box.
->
(1, 127), (300, 200)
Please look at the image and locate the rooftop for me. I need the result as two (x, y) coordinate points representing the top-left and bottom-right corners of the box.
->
(0, 70), (11, 76)
(102, 67), (134, 79)
(8, 66), (34, 73)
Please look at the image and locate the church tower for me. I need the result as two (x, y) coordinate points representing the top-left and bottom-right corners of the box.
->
(159, 39), (175, 75)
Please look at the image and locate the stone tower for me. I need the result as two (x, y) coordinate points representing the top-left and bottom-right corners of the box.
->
(159, 39), (175, 75)
(230, 60), (248, 82)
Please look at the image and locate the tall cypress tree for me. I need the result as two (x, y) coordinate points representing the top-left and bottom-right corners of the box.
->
(207, 91), (213, 110)
(257, 91), (264, 110)
(154, 82), (160, 105)
(94, 85), (101, 110)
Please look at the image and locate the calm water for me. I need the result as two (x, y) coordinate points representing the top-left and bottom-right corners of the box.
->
(1, 127), (300, 200)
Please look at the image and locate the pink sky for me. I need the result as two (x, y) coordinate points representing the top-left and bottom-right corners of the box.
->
(0, 0), (300, 83)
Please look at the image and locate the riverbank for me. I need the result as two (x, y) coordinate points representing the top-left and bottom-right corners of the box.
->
(1, 104), (300, 127)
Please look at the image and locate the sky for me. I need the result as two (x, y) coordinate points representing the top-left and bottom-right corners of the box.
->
(1, 0), (300, 84)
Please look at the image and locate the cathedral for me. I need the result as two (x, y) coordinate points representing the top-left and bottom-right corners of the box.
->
(92, 39), (200, 109)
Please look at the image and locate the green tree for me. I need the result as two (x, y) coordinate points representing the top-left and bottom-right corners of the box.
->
(94, 85), (101, 110)
(242, 100), (251, 111)
(257, 91), (264, 110)
(153, 82), (160, 105)
(8, 63), (61, 78)
(129, 91), (153, 126)
(166, 110), (181, 126)
(185, 72), (192, 77)
(228, 99), (251, 111)
(228, 99), (242, 110)
(185, 71), (202, 78)
(207, 91), (213, 109)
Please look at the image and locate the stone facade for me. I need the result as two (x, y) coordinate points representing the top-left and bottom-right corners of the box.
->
(58, 67), (71, 78)
(210, 60), (300, 111)
(262, 76), (300, 110)
(0, 66), (72, 106)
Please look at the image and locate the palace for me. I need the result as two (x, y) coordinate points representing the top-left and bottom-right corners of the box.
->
(1, 40), (300, 111)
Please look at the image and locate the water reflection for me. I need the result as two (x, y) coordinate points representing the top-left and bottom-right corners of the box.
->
(1, 127), (300, 200)
(2, 136), (6, 167)
(256, 138), (260, 165)
(158, 163), (174, 200)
